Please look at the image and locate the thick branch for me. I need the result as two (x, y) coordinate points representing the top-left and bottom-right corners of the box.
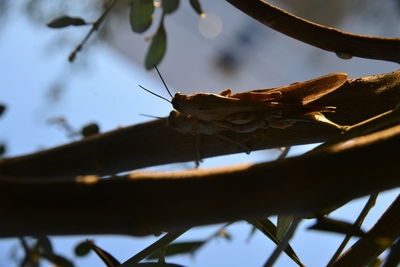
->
(332, 195), (400, 267)
(225, 0), (400, 62)
(1, 71), (400, 177)
(1, 125), (400, 237)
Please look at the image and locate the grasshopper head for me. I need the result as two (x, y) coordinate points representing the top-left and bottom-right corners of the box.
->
(171, 92), (199, 115)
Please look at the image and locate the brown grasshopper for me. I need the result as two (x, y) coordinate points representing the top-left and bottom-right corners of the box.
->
(140, 69), (347, 163)
(167, 72), (347, 134)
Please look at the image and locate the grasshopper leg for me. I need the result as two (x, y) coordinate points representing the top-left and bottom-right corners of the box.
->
(215, 133), (251, 154)
(194, 132), (203, 168)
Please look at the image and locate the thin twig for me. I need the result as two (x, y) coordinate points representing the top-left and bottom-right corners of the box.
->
(68, 0), (119, 62)
(120, 228), (190, 265)
(327, 193), (378, 266)
(263, 216), (302, 267)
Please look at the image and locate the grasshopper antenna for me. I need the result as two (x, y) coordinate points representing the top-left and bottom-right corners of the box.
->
(138, 113), (164, 119)
(138, 85), (171, 103)
(154, 65), (173, 98)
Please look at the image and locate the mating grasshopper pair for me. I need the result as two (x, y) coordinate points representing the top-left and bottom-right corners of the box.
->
(141, 69), (347, 162)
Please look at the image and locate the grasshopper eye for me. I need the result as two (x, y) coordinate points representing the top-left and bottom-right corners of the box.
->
(172, 93), (185, 111)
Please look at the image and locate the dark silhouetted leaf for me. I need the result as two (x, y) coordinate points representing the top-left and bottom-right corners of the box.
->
(35, 236), (53, 256)
(250, 219), (305, 267)
(81, 123), (100, 137)
(309, 217), (365, 237)
(74, 240), (92, 257)
(162, 0), (180, 14)
(189, 0), (204, 16)
(368, 258), (383, 267)
(47, 16), (87, 28)
(0, 103), (6, 117)
(382, 238), (400, 267)
(145, 19), (167, 69)
(126, 262), (185, 266)
(0, 144), (5, 157)
(130, 0), (154, 33)
(90, 242), (120, 267)
(147, 241), (204, 260)
(277, 216), (294, 241)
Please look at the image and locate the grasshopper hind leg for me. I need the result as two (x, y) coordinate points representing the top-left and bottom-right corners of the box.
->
(215, 133), (251, 154)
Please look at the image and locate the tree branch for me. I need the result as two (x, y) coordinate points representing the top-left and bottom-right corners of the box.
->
(1, 71), (400, 178)
(1, 125), (400, 237)
(225, 0), (400, 62)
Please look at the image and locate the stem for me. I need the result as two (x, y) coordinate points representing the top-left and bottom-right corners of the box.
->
(68, 0), (119, 62)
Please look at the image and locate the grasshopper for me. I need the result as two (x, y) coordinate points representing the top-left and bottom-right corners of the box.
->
(167, 72), (347, 133)
(140, 68), (347, 163)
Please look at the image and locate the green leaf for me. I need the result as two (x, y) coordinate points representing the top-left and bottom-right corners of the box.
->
(147, 241), (204, 260)
(145, 19), (167, 69)
(277, 216), (294, 241)
(90, 242), (120, 267)
(47, 16), (87, 28)
(0, 103), (6, 117)
(0, 144), (5, 157)
(189, 0), (204, 16)
(162, 0), (180, 14)
(250, 219), (305, 267)
(308, 217), (366, 237)
(130, 0), (154, 33)
(80, 123), (100, 137)
(74, 240), (92, 257)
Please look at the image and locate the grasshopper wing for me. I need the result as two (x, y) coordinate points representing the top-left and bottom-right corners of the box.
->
(244, 73), (347, 105)
(271, 73), (347, 105)
(220, 89), (282, 102)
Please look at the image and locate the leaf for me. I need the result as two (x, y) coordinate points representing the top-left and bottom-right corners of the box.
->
(80, 123), (100, 137)
(35, 236), (53, 256)
(47, 16), (87, 28)
(90, 242), (120, 267)
(0, 103), (6, 117)
(189, 0), (204, 16)
(0, 144), (6, 157)
(147, 241), (204, 260)
(277, 216), (294, 241)
(74, 240), (92, 257)
(308, 217), (366, 237)
(381, 238), (400, 266)
(162, 0), (180, 14)
(367, 258), (383, 267)
(124, 263), (185, 267)
(250, 219), (305, 267)
(145, 19), (167, 69)
(130, 0), (154, 33)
